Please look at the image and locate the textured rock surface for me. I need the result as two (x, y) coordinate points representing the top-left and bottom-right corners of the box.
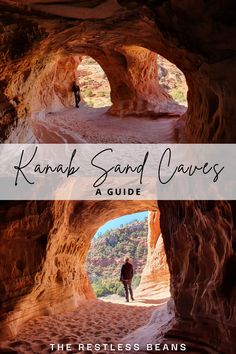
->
(159, 201), (236, 353)
(107, 46), (172, 116)
(0, 200), (157, 339)
(0, 201), (54, 337)
(137, 210), (170, 297)
(30, 56), (82, 114)
(0, 82), (17, 143)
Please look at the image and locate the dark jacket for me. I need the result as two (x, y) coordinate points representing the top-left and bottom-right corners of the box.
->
(120, 262), (133, 281)
(72, 84), (80, 93)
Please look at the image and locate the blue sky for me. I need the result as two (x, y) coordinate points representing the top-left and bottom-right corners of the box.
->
(94, 211), (148, 238)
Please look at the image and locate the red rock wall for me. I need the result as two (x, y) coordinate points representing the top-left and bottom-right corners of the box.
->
(30, 56), (81, 114)
(159, 201), (236, 353)
(107, 46), (171, 115)
(0, 201), (54, 338)
(137, 210), (170, 297)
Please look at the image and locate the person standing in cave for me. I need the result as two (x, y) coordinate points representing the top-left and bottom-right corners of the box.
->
(72, 81), (81, 108)
(120, 257), (135, 302)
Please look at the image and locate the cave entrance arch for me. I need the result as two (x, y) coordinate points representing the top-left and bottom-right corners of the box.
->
(76, 56), (112, 109)
(2, 200), (171, 339)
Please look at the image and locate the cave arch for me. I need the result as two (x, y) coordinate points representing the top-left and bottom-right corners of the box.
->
(0, 200), (159, 339)
(8, 42), (188, 143)
(28, 46), (180, 119)
(3, 30), (190, 143)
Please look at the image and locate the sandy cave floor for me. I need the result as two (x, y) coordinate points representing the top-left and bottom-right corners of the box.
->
(0, 288), (170, 354)
(30, 105), (185, 144)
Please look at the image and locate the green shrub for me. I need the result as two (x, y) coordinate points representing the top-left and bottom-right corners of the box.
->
(133, 275), (141, 288)
(117, 283), (124, 297)
(92, 276), (141, 298)
(92, 282), (106, 297)
(99, 91), (108, 97)
(92, 279), (122, 297)
(83, 88), (93, 97)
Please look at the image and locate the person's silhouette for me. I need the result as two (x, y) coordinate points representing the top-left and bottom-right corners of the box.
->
(72, 82), (81, 108)
(120, 257), (134, 302)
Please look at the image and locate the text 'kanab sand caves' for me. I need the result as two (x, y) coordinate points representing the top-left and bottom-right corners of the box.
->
(0, 1), (236, 353)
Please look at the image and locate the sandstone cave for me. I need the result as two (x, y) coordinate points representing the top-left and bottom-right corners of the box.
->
(0, 1), (236, 354)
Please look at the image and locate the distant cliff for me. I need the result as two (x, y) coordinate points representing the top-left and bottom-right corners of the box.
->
(87, 218), (148, 297)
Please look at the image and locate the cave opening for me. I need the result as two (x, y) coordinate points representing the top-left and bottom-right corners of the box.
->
(157, 54), (188, 108)
(0, 200), (172, 351)
(86, 209), (170, 304)
(76, 56), (112, 109)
